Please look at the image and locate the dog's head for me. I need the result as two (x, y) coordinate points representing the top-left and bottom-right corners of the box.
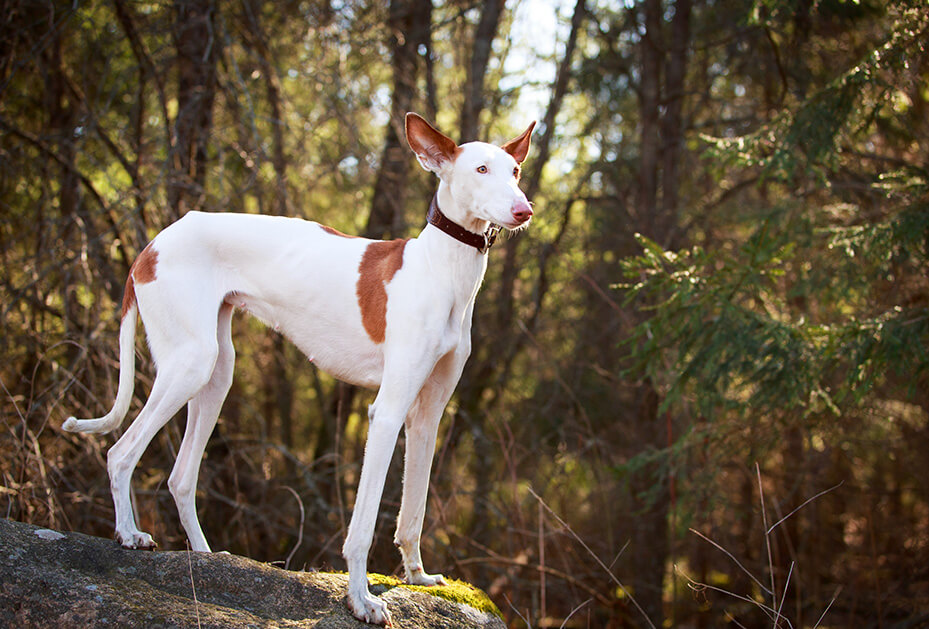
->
(406, 113), (536, 230)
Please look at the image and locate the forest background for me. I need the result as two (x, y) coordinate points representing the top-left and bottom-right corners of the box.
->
(2, 0), (928, 626)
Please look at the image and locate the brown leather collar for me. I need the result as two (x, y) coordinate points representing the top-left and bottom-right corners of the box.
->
(427, 195), (501, 254)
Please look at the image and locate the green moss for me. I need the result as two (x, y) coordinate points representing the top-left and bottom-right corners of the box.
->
(366, 573), (503, 619)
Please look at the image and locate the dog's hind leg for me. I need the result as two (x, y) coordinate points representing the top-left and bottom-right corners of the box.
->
(106, 312), (221, 549)
(168, 302), (236, 553)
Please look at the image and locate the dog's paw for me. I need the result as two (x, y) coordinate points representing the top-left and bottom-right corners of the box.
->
(347, 591), (393, 627)
(62, 416), (79, 432)
(116, 530), (157, 550)
(404, 561), (448, 587)
(407, 569), (448, 587)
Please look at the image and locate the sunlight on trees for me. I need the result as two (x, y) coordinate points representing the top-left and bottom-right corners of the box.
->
(2, 0), (927, 626)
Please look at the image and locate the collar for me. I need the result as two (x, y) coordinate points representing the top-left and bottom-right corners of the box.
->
(426, 195), (501, 254)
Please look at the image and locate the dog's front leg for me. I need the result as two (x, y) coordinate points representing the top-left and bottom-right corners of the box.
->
(343, 408), (402, 626)
(342, 352), (439, 626)
(394, 349), (467, 586)
(395, 406), (446, 587)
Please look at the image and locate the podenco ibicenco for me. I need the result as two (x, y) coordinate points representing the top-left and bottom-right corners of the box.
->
(63, 112), (535, 625)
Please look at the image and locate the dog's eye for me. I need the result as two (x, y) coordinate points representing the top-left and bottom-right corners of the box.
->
(513, 166), (520, 178)
(476, 165), (488, 174)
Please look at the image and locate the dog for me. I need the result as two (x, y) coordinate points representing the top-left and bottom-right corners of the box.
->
(64, 112), (535, 625)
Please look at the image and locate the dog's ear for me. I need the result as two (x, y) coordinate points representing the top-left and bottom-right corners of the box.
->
(501, 121), (536, 164)
(406, 113), (459, 173)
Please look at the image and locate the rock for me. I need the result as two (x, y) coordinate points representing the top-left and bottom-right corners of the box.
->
(0, 519), (504, 628)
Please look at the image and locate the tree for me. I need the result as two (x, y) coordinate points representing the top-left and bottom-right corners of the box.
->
(365, 0), (433, 239)
(620, 2), (929, 625)
(4, 0), (929, 626)
(168, 0), (219, 218)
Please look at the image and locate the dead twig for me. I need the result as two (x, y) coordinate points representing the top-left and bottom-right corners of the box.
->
(282, 485), (305, 570)
(756, 463), (778, 628)
(688, 527), (772, 596)
(766, 481), (844, 536)
(674, 564), (793, 629)
(528, 486), (656, 629)
(685, 466), (843, 628)
(186, 542), (202, 629)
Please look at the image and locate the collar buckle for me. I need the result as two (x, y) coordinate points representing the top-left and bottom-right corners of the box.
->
(481, 224), (502, 254)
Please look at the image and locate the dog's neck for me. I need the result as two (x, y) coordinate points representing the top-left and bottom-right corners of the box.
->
(416, 186), (491, 304)
(426, 195), (500, 254)
(434, 184), (490, 236)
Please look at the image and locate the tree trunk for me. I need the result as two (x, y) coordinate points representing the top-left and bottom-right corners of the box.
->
(457, 0), (585, 563)
(113, 0), (168, 242)
(169, 0), (219, 218)
(44, 16), (83, 349)
(638, 0), (661, 238)
(241, 0), (296, 458)
(365, 0), (432, 240)
(494, 0), (586, 371)
(459, 0), (503, 143)
(628, 381), (669, 624)
(659, 0), (690, 247)
(623, 0), (693, 622)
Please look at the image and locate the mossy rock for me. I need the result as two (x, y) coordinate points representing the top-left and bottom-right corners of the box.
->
(0, 519), (504, 628)
(368, 573), (502, 618)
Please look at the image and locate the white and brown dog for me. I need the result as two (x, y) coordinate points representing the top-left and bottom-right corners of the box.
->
(64, 113), (535, 625)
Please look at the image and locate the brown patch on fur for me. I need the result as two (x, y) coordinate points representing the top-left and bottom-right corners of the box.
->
(320, 224), (357, 238)
(133, 243), (159, 284)
(121, 243), (158, 319)
(356, 239), (408, 344)
(121, 276), (136, 319)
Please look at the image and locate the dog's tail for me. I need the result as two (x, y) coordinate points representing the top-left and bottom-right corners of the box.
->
(63, 284), (139, 435)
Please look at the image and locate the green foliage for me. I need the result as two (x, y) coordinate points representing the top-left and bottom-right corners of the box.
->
(5, 0), (929, 626)
(620, 224), (929, 416)
(705, 4), (929, 184)
(622, 3), (929, 421)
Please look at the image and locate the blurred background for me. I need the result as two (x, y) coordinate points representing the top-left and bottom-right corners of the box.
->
(2, 0), (928, 626)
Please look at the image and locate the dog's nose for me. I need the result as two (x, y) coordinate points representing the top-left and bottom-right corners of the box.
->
(511, 201), (533, 224)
